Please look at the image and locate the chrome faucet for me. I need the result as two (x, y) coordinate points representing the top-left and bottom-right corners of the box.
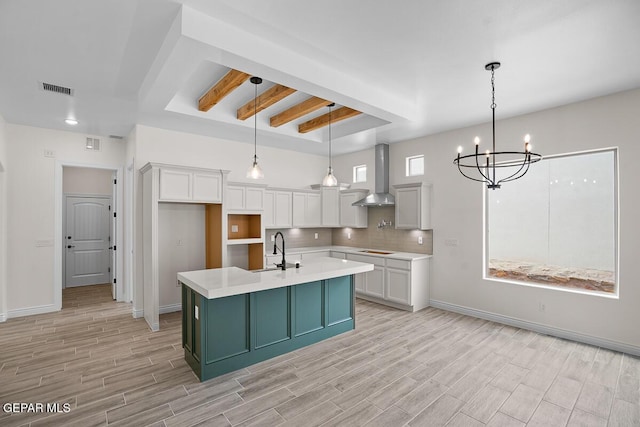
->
(273, 231), (286, 270)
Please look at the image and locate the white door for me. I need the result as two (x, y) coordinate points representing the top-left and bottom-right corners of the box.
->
(65, 196), (111, 287)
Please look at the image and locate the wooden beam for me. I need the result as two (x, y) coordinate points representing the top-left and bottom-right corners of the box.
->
(198, 69), (250, 112)
(237, 84), (296, 120)
(298, 107), (361, 133)
(270, 96), (332, 127)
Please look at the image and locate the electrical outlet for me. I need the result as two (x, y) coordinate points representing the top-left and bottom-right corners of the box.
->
(270, 234), (275, 242)
(44, 149), (55, 158)
(347, 232), (351, 240)
(176, 280), (181, 288)
(314, 233), (318, 239)
(418, 236), (423, 245)
(231, 225), (239, 233)
(177, 239), (183, 246)
(194, 305), (199, 320)
(538, 302), (546, 312)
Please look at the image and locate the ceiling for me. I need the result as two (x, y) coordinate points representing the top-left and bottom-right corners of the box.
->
(1, 0), (639, 156)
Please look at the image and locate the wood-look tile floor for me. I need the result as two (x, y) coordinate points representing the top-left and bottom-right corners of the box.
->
(1, 285), (639, 426)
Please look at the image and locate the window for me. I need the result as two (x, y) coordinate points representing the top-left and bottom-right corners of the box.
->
(406, 155), (424, 176)
(353, 164), (367, 183)
(486, 148), (618, 295)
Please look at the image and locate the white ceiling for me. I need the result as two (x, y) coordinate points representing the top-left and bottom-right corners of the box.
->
(1, 0), (639, 155)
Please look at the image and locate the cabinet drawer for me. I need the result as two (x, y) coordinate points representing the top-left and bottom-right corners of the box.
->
(346, 253), (385, 266)
(386, 258), (411, 270)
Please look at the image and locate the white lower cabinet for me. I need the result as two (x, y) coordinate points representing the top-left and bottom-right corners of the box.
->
(385, 267), (411, 305)
(365, 266), (385, 299)
(346, 253), (430, 312)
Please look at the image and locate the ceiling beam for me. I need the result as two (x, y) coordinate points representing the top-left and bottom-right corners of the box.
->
(237, 84), (296, 120)
(270, 96), (332, 127)
(298, 107), (362, 133)
(198, 69), (250, 112)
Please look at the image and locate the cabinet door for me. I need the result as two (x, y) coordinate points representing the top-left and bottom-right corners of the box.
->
(274, 191), (292, 228)
(365, 266), (385, 298)
(306, 193), (322, 226)
(263, 191), (275, 228)
(354, 272), (365, 293)
(159, 169), (191, 201)
(292, 193), (306, 227)
(193, 172), (222, 202)
(321, 187), (340, 227)
(339, 193), (356, 226)
(245, 187), (264, 210)
(395, 187), (420, 229)
(385, 267), (411, 305)
(226, 186), (245, 210)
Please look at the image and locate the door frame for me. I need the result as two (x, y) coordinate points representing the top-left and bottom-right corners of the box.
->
(54, 161), (124, 310)
(62, 193), (112, 289)
(0, 160), (6, 322)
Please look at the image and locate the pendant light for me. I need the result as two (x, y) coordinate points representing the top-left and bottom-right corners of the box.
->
(453, 62), (542, 189)
(322, 103), (338, 186)
(246, 76), (264, 179)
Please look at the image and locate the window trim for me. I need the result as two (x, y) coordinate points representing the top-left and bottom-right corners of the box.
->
(483, 146), (620, 298)
(353, 164), (367, 183)
(405, 155), (424, 177)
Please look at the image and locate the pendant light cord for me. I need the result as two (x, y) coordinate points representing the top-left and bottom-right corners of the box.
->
(328, 104), (332, 169)
(253, 82), (258, 162)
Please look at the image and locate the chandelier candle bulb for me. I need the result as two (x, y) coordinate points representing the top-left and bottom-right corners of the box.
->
(474, 136), (480, 145)
(457, 146), (463, 154)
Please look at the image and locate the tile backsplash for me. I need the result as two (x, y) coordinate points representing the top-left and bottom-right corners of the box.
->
(331, 206), (433, 254)
(264, 228), (332, 249)
(266, 207), (433, 254)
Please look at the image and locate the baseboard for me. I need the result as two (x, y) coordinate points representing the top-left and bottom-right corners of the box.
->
(0, 312), (6, 322)
(159, 303), (182, 314)
(132, 304), (181, 318)
(8, 304), (58, 319)
(429, 299), (640, 357)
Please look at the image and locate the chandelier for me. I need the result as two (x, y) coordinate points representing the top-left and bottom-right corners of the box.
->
(454, 62), (541, 189)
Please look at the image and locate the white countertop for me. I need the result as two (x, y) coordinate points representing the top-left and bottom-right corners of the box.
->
(178, 257), (374, 299)
(268, 245), (432, 261)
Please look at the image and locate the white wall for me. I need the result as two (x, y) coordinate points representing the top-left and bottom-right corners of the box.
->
(334, 88), (640, 353)
(131, 124), (329, 314)
(5, 125), (126, 315)
(158, 203), (205, 308)
(0, 114), (7, 321)
(63, 167), (114, 195)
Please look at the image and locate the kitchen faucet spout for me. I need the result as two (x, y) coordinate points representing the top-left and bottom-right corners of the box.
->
(273, 232), (286, 270)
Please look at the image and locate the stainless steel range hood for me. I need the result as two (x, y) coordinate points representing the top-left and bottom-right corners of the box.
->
(352, 143), (395, 206)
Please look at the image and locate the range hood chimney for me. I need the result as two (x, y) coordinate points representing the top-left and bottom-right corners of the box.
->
(352, 143), (395, 207)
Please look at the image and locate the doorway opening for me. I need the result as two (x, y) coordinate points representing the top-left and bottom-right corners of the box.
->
(54, 163), (124, 311)
(62, 167), (114, 306)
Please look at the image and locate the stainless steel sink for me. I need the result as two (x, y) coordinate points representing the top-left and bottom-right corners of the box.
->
(359, 250), (394, 255)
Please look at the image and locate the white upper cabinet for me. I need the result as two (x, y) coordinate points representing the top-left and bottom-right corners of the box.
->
(292, 190), (322, 227)
(339, 190), (368, 228)
(226, 183), (265, 211)
(393, 183), (432, 230)
(321, 187), (340, 227)
(159, 166), (223, 203)
(263, 190), (292, 229)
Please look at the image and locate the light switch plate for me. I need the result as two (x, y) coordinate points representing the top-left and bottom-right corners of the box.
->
(314, 233), (318, 239)
(231, 225), (239, 233)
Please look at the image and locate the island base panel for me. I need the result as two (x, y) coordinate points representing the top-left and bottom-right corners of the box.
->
(182, 275), (354, 381)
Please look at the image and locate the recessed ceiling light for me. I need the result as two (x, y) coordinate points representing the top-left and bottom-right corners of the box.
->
(65, 118), (78, 125)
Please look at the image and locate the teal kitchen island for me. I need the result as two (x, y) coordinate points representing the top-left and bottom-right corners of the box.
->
(178, 257), (374, 381)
